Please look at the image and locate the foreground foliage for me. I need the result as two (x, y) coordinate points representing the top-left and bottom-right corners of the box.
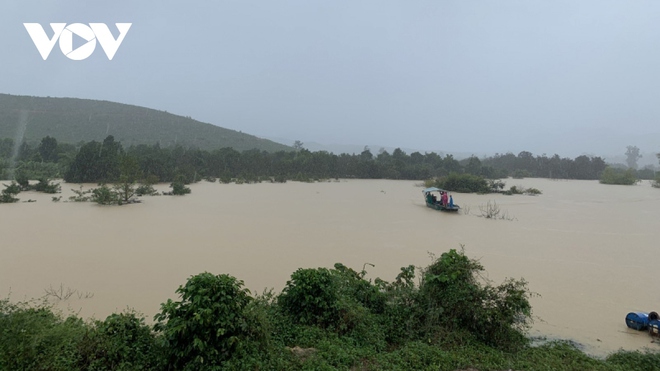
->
(1, 248), (659, 370)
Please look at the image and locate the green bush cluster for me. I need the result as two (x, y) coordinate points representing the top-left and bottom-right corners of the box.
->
(432, 173), (491, 193)
(2, 249), (659, 370)
(0, 182), (20, 203)
(503, 185), (542, 196)
(170, 181), (191, 195)
(599, 167), (640, 185)
(154, 273), (263, 370)
(0, 299), (164, 370)
(136, 184), (159, 196)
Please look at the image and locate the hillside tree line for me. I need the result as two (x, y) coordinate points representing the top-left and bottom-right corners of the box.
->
(0, 136), (630, 184)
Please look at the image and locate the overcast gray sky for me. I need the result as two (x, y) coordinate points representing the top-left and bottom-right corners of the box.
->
(2, 0), (660, 159)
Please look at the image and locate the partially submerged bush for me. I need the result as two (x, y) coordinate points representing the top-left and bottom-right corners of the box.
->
(599, 167), (639, 185)
(91, 184), (119, 205)
(525, 187), (542, 195)
(69, 185), (92, 202)
(136, 184), (158, 196)
(432, 173), (490, 193)
(33, 177), (61, 194)
(169, 181), (191, 195)
(0, 182), (21, 203)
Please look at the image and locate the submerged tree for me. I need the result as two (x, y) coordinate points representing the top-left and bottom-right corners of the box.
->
(114, 154), (142, 204)
(0, 182), (21, 203)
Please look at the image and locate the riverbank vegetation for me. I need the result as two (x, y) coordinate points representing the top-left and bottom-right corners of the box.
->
(0, 136), (636, 184)
(1, 248), (658, 370)
(2, 136), (659, 204)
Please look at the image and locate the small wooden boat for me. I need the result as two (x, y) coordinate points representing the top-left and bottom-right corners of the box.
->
(422, 187), (459, 212)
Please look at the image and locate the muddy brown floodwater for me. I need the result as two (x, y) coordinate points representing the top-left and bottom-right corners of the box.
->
(1, 178), (659, 357)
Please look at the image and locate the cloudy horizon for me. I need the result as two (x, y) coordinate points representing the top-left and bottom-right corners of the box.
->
(2, 1), (660, 162)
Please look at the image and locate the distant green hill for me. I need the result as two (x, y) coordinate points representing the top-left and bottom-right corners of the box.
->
(0, 93), (292, 152)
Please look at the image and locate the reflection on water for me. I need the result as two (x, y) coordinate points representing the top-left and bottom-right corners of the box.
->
(1, 178), (659, 356)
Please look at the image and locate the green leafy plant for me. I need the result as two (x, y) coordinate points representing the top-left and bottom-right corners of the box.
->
(417, 248), (533, 349)
(79, 311), (166, 370)
(169, 181), (191, 195)
(0, 298), (86, 370)
(154, 272), (257, 370)
(278, 268), (340, 328)
(91, 184), (119, 205)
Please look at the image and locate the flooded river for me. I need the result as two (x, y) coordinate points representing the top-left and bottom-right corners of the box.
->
(1, 178), (659, 356)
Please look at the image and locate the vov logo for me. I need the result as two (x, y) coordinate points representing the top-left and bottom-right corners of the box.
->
(23, 23), (132, 60)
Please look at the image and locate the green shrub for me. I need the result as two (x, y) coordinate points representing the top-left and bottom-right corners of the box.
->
(33, 177), (61, 194)
(599, 167), (639, 185)
(606, 349), (660, 371)
(508, 185), (523, 194)
(0, 182), (20, 203)
(15, 171), (30, 190)
(136, 184), (158, 196)
(487, 179), (506, 192)
(417, 248), (533, 349)
(91, 184), (119, 205)
(433, 173), (490, 193)
(170, 181), (191, 195)
(279, 268), (340, 328)
(525, 187), (542, 195)
(154, 272), (258, 370)
(0, 299), (86, 370)
(79, 312), (165, 370)
(377, 265), (419, 345)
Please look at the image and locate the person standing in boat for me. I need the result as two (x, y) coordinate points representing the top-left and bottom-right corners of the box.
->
(448, 194), (454, 208)
(441, 191), (448, 206)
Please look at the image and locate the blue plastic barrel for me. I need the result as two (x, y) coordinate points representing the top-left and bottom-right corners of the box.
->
(625, 312), (649, 331)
